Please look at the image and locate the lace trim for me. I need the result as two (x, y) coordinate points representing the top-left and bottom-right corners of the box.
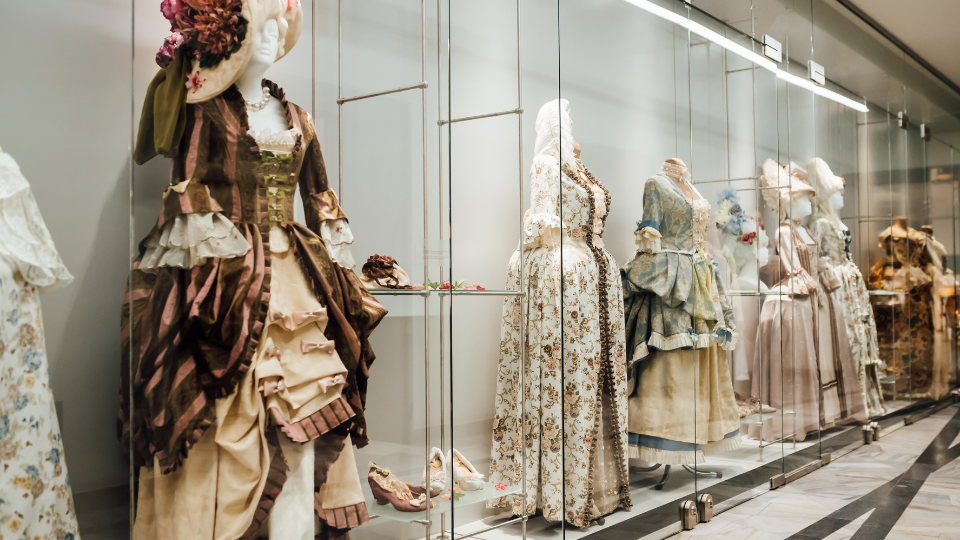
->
(562, 162), (632, 513)
(140, 213), (251, 271)
(249, 127), (298, 154)
(319, 219), (356, 270)
(690, 198), (713, 255)
(636, 228), (662, 253)
(0, 154), (74, 291)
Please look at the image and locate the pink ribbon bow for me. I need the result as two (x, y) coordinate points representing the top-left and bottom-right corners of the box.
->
(301, 339), (336, 354)
(269, 306), (328, 330)
(318, 374), (346, 393)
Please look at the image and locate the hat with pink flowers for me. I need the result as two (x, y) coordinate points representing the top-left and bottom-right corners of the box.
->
(156, 0), (303, 103)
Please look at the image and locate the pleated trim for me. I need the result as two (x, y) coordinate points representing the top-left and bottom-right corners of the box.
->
(702, 433), (742, 456)
(628, 444), (705, 465)
(630, 331), (713, 362)
(270, 396), (355, 443)
(317, 501), (370, 530)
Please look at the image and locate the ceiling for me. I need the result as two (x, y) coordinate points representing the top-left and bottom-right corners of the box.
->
(845, 0), (960, 91)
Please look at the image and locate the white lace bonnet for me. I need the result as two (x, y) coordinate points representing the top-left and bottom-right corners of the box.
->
(533, 99), (577, 173)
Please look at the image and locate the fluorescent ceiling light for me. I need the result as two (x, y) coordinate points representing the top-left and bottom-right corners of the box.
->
(623, 0), (869, 113)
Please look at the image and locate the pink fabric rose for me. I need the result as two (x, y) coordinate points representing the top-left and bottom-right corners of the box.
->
(155, 32), (183, 68)
(741, 231), (756, 244)
(160, 0), (184, 22)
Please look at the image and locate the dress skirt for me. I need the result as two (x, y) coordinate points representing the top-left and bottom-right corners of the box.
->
(133, 239), (365, 540)
(627, 345), (741, 464)
(488, 236), (628, 528)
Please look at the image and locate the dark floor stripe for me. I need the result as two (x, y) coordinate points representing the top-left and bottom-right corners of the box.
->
(786, 406), (960, 540)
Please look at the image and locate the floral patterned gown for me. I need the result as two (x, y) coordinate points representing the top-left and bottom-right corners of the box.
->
(811, 217), (886, 416)
(0, 153), (79, 540)
(621, 173), (741, 464)
(488, 157), (631, 528)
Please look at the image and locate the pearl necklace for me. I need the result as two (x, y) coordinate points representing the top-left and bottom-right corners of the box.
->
(246, 87), (271, 111)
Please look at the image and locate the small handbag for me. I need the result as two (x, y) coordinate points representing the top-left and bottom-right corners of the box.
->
(360, 255), (412, 289)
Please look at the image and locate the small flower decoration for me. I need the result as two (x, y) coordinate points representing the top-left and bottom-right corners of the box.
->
(740, 231), (756, 244)
(441, 488), (465, 501)
(155, 32), (184, 68)
(495, 483), (507, 491)
(186, 71), (206, 93)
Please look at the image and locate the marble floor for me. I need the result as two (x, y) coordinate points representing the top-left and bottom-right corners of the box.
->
(675, 404), (960, 540)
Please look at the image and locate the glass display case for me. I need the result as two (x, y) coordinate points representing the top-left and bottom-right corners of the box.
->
(1, 0), (959, 539)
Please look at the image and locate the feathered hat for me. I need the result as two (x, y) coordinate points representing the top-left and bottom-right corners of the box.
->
(759, 158), (816, 213)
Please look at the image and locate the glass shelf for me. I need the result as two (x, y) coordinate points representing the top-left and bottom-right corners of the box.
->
(366, 482), (521, 523)
(368, 288), (522, 297)
(739, 409), (795, 426)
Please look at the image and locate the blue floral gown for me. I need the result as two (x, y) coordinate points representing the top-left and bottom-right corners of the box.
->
(621, 172), (741, 464)
(0, 153), (79, 540)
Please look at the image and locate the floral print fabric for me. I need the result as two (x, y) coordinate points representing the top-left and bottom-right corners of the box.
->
(488, 157), (629, 528)
(0, 258), (79, 540)
(811, 218), (885, 416)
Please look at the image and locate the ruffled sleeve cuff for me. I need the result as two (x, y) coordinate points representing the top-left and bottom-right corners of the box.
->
(522, 212), (563, 246)
(319, 218), (356, 270)
(140, 213), (251, 272)
(310, 189), (348, 221)
(0, 154), (74, 291)
(635, 225), (662, 254)
(159, 179), (224, 226)
(713, 326), (738, 351)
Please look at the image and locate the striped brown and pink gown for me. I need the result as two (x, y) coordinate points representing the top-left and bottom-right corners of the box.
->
(120, 81), (386, 539)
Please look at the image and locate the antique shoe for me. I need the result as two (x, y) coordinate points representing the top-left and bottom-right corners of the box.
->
(368, 462), (436, 512)
(421, 447), (448, 492)
(448, 449), (484, 491)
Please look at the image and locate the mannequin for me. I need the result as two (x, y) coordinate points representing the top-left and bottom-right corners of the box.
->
(807, 156), (885, 416)
(124, 2), (383, 539)
(237, 20), (290, 134)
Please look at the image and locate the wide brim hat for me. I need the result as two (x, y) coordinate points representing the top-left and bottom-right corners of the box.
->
(759, 158), (816, 212)
(186, 0), (303, 103)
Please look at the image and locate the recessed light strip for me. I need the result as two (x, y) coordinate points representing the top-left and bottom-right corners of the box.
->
(622, 0), (869, 113)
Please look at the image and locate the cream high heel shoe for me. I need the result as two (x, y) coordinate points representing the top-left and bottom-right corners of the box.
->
(447, 449), (484, 491)
(421, 447), (447, 493)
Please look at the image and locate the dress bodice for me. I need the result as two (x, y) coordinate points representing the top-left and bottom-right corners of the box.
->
(812, 217), (848, 265)
(522, 157), (605, 247)
(636, 174), (710, 254)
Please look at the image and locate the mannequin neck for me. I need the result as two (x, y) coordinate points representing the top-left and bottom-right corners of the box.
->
(236, 64), (271, 103)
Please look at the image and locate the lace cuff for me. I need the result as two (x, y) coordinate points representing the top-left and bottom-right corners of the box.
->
(522, 212), (563, 246)
(635, 227), (662, 253)
(319, 218), (356, 270)
(0, 154), (74, 291)
(140, 213), (251, 272)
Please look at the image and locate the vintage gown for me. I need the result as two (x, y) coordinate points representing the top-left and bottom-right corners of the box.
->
(868, 225), (934, 395)
(488, 158), (631, 528)
(750, 222), (866, 443)
(0, 153), (79, 540)
(621, 174), (741, 464)
(811, 217), (885, 416)
(120, 82), (386, 539)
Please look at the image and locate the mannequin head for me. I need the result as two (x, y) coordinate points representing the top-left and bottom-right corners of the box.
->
(789, 194), (813, 221)
(828, 190), (844, 211)
(250, 19), (281, 73)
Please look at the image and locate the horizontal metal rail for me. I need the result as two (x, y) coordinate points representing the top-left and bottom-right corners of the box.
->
(337, 81), (428, 105)
(694, 176), (757, 184)
(443, 516), (526, 540)
(436, 289), (524, 296)
(438, 107), (523, 126)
